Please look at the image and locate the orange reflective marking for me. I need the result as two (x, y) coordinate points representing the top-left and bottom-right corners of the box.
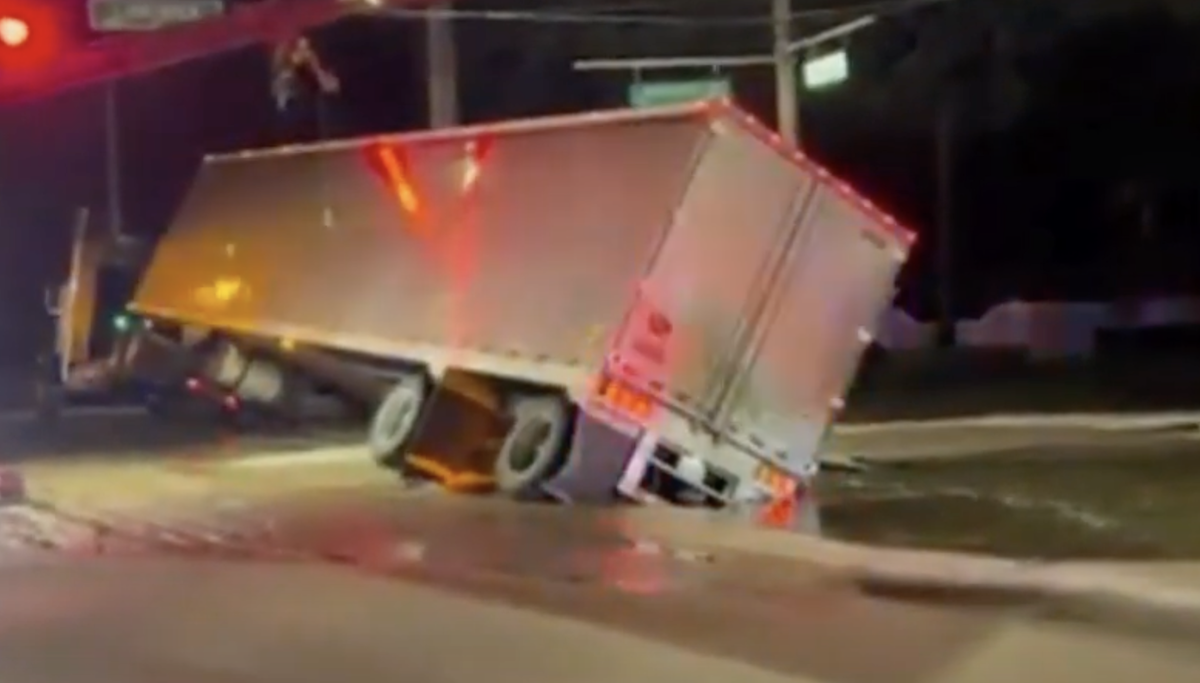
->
(407, 454), (495, 492)
(755, 463), (799, 528)
(375, 146), (423, 220)
(596, 377), (653, 420)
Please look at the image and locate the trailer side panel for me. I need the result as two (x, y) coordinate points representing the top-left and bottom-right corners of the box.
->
(133, 112), (711, 377)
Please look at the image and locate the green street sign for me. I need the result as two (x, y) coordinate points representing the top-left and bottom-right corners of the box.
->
(802, 50), (849, 89)
(88, 0), (224, 32)
(627, 78), (731, 109)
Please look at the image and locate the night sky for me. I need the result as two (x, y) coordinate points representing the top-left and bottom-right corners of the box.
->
(0, 0), (1198, 363)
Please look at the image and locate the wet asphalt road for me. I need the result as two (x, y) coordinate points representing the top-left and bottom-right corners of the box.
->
(822, 427), (1200, 560)
(0, 408), (358, 463)
(6, 487), (1200, 683)
(2, 412), (1200, 682)
(9, 411), (1200, 561)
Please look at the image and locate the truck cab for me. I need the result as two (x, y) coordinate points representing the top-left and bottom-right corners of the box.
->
(38, 209), (196, 420)
(39, 209), (359, 426)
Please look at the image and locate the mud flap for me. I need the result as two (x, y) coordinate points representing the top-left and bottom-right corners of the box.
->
(541, 410), (639, 504)
(402, 370), (509, 492)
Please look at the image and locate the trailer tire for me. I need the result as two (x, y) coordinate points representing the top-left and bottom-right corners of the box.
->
(494, 395), (573, 496)
(368, 374), (429, 467)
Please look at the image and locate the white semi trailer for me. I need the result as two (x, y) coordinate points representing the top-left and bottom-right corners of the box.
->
(52, 100), (915, 510)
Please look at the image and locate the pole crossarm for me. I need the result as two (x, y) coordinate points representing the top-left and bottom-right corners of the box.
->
(572, 14), (877, 72)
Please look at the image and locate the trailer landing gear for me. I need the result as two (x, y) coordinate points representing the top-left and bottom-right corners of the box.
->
(368, 369), (583, 499)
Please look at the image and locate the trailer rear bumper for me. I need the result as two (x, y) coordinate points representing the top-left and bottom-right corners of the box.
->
(541, 410), (641, 504)
(542, 408), (760, 509)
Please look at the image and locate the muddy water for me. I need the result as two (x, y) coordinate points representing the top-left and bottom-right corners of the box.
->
(816, 435), (1200, 560)
(10, 408), (1200, 562)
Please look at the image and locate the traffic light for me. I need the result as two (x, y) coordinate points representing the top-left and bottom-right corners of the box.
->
(0, 16), (28, 47)
(0, 2), (63, 70)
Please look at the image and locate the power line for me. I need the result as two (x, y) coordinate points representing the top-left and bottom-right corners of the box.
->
(576, 0), (947, 21)
(573, 14), (880, 70)
(360, 0), (942, 28)
(369, 6), (736, 27)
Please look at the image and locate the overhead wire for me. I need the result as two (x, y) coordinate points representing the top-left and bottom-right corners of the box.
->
(367, 0), (952, 28)
(572, 0), (953, 20)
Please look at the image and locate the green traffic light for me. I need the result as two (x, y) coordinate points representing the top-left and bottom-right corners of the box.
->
(113, 314), (131, 332)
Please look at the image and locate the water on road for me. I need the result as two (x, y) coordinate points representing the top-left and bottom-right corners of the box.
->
(2, 412), (1200, 682)
(7, 411), (1200, 561)
(819, 431), (1200, 559)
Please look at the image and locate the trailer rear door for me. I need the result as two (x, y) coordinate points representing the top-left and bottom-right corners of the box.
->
(610, 114), (815, 424)
(717, 180), (912, 476)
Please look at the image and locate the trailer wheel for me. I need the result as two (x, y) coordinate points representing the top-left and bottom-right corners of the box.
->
(368, 374), (429, 467)
(494, 395), (573, 496)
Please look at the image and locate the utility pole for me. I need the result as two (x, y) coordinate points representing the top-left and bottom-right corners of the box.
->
(934, 90), (956, 347)
(425, 3), (459, 128)
(103, 81), (123, 238)
(771, 0), (799, 145)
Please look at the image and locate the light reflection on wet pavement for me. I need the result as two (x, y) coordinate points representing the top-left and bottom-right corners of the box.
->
(150, 490), (1200, 681)
(9, 412), (1200, 563)
(0, 488), (1036, 683)
(0, 410), (358, 463)
(2, 414), (1200, 680)
(118, 493), (1039, 683)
